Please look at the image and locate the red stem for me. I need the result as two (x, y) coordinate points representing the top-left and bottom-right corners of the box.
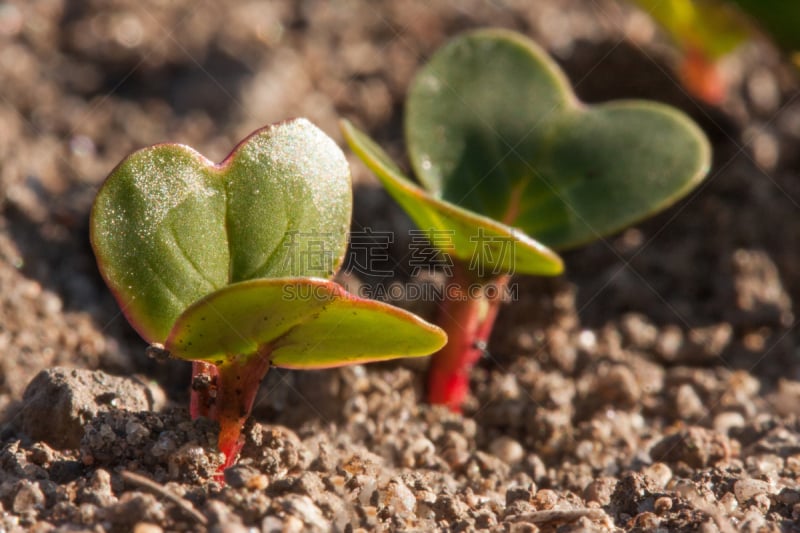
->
(215, 352), (271, 471)
(427, 261), (509, 412)
(188, 350), (272, 474)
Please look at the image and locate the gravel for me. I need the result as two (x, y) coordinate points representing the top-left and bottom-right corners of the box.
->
(1, 0), (799, 531)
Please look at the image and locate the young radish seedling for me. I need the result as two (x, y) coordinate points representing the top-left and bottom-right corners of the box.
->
(631, 0), (800, 103)
(342, 29), (711, 411)
(629, 0), (749, 103)
(91, 119), (446, 471)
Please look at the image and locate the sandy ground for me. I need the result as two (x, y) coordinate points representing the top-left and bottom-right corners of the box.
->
(1, 0), (800, 531)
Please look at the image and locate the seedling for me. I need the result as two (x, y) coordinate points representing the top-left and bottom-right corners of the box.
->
(630, 0), (749, 103)
(632, 0), (800, 99)
(342, 29), (710, 410)
(91, 119), (446, 470)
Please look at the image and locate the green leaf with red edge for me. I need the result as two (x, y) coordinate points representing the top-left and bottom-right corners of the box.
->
(631, 0), (750, 59)
(628, 0), (753, 102)
(90, 119), (352, 343)
(341, 120), (564, 278)
(344, 29), (711, 270)
(165, 277), (447, 368)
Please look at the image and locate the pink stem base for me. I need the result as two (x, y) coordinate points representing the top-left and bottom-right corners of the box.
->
(427, 262), (509, 412)
(189, 351), (272, 476)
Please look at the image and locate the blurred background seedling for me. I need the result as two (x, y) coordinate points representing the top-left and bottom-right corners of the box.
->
(344, 29), (711, 410)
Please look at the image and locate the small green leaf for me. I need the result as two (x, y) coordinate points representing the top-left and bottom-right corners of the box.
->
(631, 0), (750, 59)
(404, 28), (711, 251)
(341, 121), (563, 277)
(165, 277), (447, 368)
(91, 119), (351, 342)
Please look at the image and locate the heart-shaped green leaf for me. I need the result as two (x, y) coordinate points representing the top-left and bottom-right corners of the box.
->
(91, 119), (351, 342)
(341, 120), (563, 277)
(403, 28), (711, 251)
(165, 277), (447, 368)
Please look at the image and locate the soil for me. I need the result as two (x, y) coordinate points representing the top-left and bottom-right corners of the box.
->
(1, 0), (800, 531)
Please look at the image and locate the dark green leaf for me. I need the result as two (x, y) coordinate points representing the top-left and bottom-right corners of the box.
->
(405, 28), (711, 250)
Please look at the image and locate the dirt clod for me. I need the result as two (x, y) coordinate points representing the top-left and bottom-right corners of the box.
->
(650, 427), (732, 469)
(16, 368), (153, 449)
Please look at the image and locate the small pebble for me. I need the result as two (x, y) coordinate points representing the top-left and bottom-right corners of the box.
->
(577, 329), (597, 350)
(28, 442), (54, 466)
(132, 523), (164, 533)
(642, 463), (672, 489)
(506, 485), (534, 505)
(440, 431), (470, 469)
(261, 516), (283, 533)
(746, 454), (783, 480)
(125, 420), (151, 446)
(594, 364), (641, 407)
(79, 503), (98, 525)
(206, 500), (246, 531)
(719, 492), (738, 514)
(79, 468), (115, 507)
(655, 326), (683, 361)
(474, 510), (497, 528)
(752, 492), (771, 513)
(776, 489), (800, 506)
(292, 471), (323, 496)
(620, 313), (658, 349)
(650, 428), (731, 468)
(380, 479), (416, 515)
(654, 496), (672, 514)
(534, 489), (558, 510)
(674, 383), (704, 421)
(747, 67), (780, 115)
(276, 495), (328, 531)
(734, 478), (772, 503)
(584, 477), (617, 506)
(356, 475), (377, 505)
(490, 436), (524, 465)
(224, 464), (267, 490)
(631, 511), (660, 529)
(713, 411), (745, 434)
(12, 480), (45, 513)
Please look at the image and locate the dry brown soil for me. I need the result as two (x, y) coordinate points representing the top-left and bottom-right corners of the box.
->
(1, 1), (800, 531)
